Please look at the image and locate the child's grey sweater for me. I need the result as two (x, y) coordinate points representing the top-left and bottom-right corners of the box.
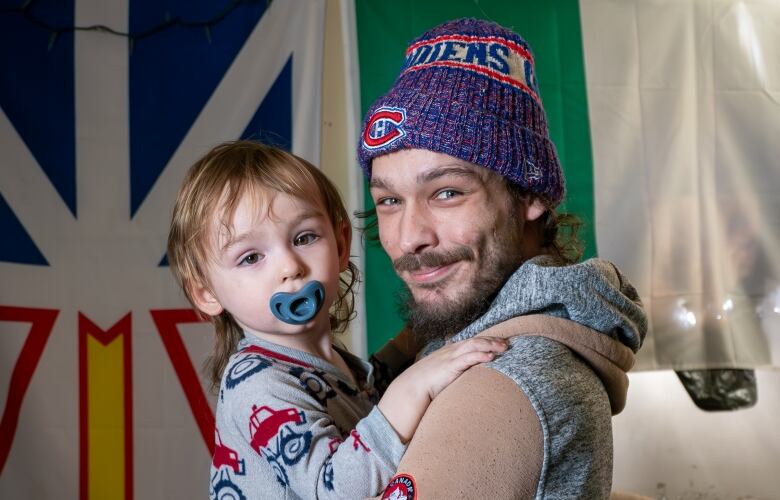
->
(209, 336), (406, 500)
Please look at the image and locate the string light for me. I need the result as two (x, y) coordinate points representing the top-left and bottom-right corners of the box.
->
(0, 0), (272, 52)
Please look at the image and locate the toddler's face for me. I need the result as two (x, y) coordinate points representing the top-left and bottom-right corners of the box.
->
(194, 189), (348, 340)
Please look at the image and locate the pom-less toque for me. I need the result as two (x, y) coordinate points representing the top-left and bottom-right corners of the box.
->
(359, 18), (565, 206)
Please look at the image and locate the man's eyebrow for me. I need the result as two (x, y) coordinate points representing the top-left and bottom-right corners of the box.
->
(417, 165), (481, 184)
(370, 163), (480, 190)
(369, 177), (390, 190)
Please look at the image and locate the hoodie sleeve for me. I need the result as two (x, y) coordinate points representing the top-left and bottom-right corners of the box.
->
(378, 365), (543, 499)
(392, 333), (615, 499)
(472, 314), (635, 414)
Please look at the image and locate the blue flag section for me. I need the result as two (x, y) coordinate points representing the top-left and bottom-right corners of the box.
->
(129, 0), (274, 216)
(241, 55), (293, 150)
(0, 0), (76, 266)
(0, 194), (49, 265)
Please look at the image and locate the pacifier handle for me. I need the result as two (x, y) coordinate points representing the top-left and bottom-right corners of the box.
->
(269, 281), (326, 325)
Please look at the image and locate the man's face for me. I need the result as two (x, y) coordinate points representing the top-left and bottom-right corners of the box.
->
(370, 149), (527, 341)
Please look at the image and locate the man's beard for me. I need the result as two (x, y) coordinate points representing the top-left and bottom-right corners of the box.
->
(396, 235), (523, 345)
(398, 276), (496, 345)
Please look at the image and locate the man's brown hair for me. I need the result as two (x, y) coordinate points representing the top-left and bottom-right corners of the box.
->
(167, 140), (358, 389)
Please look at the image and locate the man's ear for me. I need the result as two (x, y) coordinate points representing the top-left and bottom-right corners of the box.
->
(524, 198), (546, 222)
(189, 281), (224, 317)
(336, 220), (353, 272)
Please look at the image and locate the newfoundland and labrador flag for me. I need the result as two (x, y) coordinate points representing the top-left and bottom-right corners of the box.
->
(358, 0), (780, 372)
(1, 0), (779, 498)
(1, 0), (325, 498)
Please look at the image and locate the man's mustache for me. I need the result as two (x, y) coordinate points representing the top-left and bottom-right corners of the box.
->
(393, 247), (475, 273)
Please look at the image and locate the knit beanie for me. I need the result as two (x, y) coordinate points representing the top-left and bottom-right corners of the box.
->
(358, 18), (565, 206)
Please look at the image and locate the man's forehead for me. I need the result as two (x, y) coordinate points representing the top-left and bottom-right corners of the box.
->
(370, 150), (490, 188)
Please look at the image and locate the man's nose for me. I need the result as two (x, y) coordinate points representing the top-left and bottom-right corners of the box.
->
(398, 202), (438, 255)
(278, 248), (306, 283)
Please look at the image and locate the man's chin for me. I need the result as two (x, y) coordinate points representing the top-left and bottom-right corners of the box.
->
(399, 286), (492, 345)
(406, 281), (466, 305)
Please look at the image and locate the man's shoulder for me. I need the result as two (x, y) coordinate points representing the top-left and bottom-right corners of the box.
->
(488, 335), (608, 406)
(486, 336), (611, 423)
(481, 336), (614, 498)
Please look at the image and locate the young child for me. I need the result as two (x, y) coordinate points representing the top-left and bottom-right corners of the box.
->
(166, 140), (507, 499)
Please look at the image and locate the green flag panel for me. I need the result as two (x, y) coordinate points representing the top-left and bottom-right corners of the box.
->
(356, 0), (595, 353)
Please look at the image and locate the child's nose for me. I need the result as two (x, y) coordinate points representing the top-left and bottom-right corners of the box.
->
(278, 249), (306, 282)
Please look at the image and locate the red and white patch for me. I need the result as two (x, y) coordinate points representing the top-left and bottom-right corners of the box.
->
(363, 106), (406, 150)
(381, 473), (417, 500)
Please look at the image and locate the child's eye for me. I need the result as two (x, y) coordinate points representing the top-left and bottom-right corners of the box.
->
(239, 253), (262, 265)
(294, 232), (319, 246)
(434, 189), (461, 200)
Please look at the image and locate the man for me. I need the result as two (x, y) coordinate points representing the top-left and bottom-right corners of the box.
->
(359, 19), (647, 498)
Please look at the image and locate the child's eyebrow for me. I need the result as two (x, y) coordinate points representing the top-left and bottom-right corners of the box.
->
(220, 232), (250, 254)
(219, 208), (325, 253)
(288, 208), (325, 227)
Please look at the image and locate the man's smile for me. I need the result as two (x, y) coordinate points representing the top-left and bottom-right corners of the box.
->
(407, 261), (460, 285)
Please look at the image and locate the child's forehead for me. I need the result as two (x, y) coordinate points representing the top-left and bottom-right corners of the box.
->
(218, 183), (323, 222)
(207, 184), (326, 248)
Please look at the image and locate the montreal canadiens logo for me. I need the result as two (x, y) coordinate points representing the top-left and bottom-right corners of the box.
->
(363, 106), (406, 150)
(381, 473), (417, 500)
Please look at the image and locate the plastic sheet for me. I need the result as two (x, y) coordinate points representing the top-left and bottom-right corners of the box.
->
(582, 0), (780, 370)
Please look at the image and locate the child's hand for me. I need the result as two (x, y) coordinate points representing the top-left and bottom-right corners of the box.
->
(377, 336), (508, 443)
(404, 336), (509, 401)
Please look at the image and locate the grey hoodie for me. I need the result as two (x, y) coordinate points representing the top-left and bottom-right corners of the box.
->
(421, 255), (647, 498)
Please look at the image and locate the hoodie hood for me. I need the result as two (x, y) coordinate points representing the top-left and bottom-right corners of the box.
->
(473, 314), (636, 414)
(452, 255), (647, 351)
(424, 256), (648, 414)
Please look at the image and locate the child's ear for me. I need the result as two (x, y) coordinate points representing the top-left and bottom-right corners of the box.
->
(336, 220), (353, 272)
(189, 282), (224, 317)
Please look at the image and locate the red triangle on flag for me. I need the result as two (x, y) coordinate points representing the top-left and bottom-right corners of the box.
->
(0, 306), (58, 473)
(150, 309), (215, 455)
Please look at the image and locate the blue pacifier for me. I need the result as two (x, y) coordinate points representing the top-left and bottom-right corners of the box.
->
(269, 281), (326, 325)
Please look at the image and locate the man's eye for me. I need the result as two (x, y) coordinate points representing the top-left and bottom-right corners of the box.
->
(239, 253), (262, 265)
(376, 197), (400, 206)
(294, 232), (319, 246)
(435, 189), (460, 200)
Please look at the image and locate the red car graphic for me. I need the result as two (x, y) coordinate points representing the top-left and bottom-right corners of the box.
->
(249, 405), (305, 453)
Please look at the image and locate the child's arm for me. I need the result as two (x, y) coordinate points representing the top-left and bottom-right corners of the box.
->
(220, 358), (401, 499)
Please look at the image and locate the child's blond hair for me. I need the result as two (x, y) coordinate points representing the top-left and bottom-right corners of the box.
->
(167, 140), (358, 389)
